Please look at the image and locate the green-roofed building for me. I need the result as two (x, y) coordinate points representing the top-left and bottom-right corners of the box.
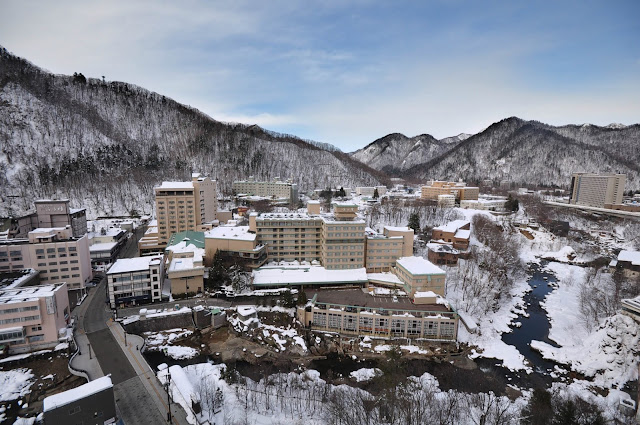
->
(166, 231), (205, 251)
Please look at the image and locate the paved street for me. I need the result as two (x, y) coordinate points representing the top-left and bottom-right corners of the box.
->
(79, 224), (189, 425)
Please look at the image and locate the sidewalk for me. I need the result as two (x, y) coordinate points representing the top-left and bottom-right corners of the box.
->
(107, 319), (190, 425)
(69, 287), (104, 381)
(69, 331), (104, 381)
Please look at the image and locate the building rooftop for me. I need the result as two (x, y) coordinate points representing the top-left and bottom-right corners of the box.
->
(168, 257), (203, 272)
(89, 242), (118, 252)
(107, 256), (162, 275)
(433, 220), (470, 233)
(0, 283), (65, 305)
(307, 288), (451, 314)
(156, 181), (194, 190)
(396, 256), (445, 275)
(253, 266), (368, 286)
(43, 375), (113, 412)
(426, 243), (460, 254)
(0, 269), (39, 291)
(167, 231), (205, 249)
(384, 225), (411, 232)
(618, 250), (640, 266)
(205, 226), (256, 242)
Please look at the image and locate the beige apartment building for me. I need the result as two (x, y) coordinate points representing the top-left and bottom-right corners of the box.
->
(252, 213), (323, 263)
(570, 173), (626, 208)
(297, 288), (458, 341)
(0, 283), (70, 354)
(421, 181), (479, 202)
(0, 227), (92, 302)
(205, 225), (268, 268)
(393, 256), (446, 297)
(321, 204), (366, 270)
(155, 174), (217, 246)
(107, 255), (163, 308)
(232, 177), (298, 202)
(431, 220), (471, 250)
(365, 226), (414, 273)
(210, 203), (413, 272)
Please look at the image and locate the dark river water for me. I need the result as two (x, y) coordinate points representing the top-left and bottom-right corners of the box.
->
(502, 261), (560, 375)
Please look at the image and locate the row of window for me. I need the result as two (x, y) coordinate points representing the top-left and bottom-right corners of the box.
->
(0, 305), (39, 314)
(0, 315), (40, 325)
(313, 312), (455, 337)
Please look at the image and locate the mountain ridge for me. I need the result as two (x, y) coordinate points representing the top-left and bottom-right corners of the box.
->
(0, 46), (385, 217)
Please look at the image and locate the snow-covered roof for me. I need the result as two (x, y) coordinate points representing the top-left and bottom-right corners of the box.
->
(618, 250), (640, 266)
(367, 273), (403, 285)
(433, 220), (470, 233)
(396, 257), (445, 276)
(43, 375), (113, 411)
(454, 229), (471, 239)
(157, 181), (194, 190)
(253, 266), (368, 286)
(89, 242), (118, 252)
(168, 257), (203, 273)
(426, 242), (459, 253)
(205, 226), (256, 242)
(0, 283), (65, 304)
(414, 291), (438, 298)
(384, 226), (411, 232)
(107, 256), (162, 274)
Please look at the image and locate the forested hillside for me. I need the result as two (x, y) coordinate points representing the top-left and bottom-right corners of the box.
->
(403, 118), (640, 189)
(0, 47), (384, 217)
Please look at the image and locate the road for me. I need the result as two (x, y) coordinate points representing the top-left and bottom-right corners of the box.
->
(83, 224), (177, 425)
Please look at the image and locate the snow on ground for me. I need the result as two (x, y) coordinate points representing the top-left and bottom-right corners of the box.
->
(0, 369), (34, 402)
(144, 329), (198, 359)
(532, 313), (639, 389)
(349, 368), (382, 382)
(453, 274), (533, 373)
(158, 362), (527, 425)
(228, 306), (307, 353)
(524, 261), (640, 389)
(540, 263), (588, 347)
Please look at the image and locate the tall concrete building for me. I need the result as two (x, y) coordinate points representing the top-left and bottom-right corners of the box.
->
(0, 227), (92, 301)
(232, 177), (298, 202)
(569, 173), (625, 208)
(421, 181), (479, 202)
(7, 200), (87, 239)
(245, 203), (412, 271)
(155, 173), (217, 246)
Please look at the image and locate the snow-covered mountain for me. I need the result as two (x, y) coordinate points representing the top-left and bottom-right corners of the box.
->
(403, 117), (640, 190)
(350, 132), (471, 175)
(0, 47), (384, 217)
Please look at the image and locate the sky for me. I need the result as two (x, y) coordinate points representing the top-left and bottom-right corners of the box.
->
(1, 0), (639, 152)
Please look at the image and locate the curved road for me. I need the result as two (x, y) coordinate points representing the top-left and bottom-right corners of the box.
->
(82, 225), (170, 424)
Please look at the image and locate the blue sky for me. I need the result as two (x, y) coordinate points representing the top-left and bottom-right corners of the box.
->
(2, 0), (639, 151)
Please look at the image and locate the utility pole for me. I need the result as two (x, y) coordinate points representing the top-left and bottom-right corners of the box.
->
(166, 372), (172, 423)
(88, 343), (92, 359)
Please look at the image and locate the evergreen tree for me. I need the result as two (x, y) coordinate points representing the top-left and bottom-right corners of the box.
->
(207, 250), (230, 289)
(281, 289), (296, 308)
(408, 212), (421, 233)
(297, 290), (308, 306)
(521, 388), (553, 425)
(505, 194), (520, 212)
(373, 188), (379, 199)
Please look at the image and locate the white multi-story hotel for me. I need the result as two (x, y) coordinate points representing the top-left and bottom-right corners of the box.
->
(106, 255), (163, 308)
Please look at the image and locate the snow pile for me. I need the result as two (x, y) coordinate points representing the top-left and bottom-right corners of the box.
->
(0, 369), (34, 402)
(541, 246), (576, 263)
(349, 368), (382, 382)
(164, 346), (199, 360)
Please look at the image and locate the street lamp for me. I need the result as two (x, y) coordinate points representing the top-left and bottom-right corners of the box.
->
(88, 343), (92, 359)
